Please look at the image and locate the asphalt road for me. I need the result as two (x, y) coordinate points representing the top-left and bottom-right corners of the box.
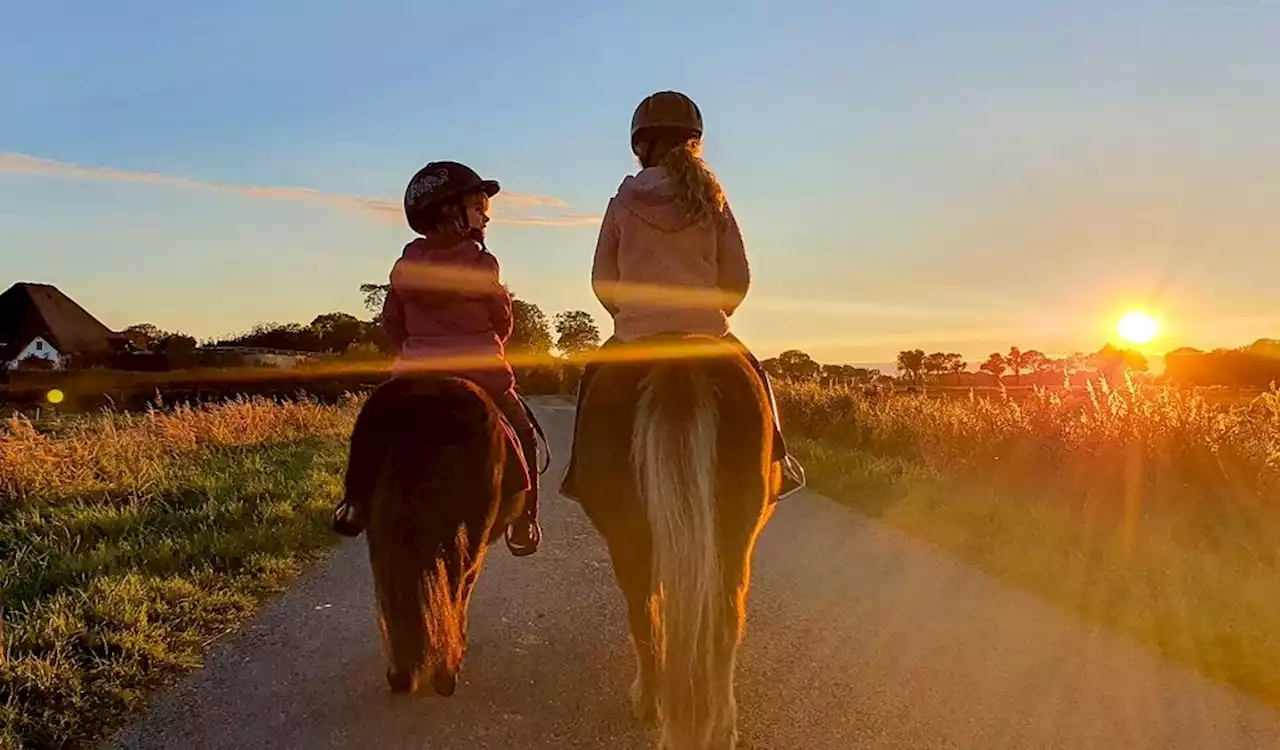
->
(107, 397), (1280, 749)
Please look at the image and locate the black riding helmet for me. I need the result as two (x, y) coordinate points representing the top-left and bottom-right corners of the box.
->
(403, 160), (501, 236)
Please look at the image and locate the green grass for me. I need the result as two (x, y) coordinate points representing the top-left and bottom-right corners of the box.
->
(780, 379), (1280, 707)
(1, 398), (358, 750)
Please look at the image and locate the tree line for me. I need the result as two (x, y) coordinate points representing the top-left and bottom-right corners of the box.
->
(896, 344), (1151, 386)
(111, 280), (604, 371)
(85, 282), (1280, 390)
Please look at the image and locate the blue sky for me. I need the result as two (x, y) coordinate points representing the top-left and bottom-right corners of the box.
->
(2, 1), (1278, 365)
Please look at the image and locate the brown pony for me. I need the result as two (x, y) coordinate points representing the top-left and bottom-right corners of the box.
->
(571, 335), (777, 750)
(342, 375), (529, 696)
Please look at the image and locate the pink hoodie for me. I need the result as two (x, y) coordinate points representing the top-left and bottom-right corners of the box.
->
(591, 166), (750, 341)
(381, 234), (515, 394)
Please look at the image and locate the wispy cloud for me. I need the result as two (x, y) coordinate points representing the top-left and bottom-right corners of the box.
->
(0, 152), (598, 228)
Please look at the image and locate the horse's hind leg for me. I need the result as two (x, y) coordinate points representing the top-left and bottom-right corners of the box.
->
(369, 550), (426, 694)
(625, 575), (659, 726)
(704, 575), (748, 747)
(597, 517), (657, 725)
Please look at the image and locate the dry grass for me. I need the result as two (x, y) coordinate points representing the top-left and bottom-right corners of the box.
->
(777, 377), (1280, 706)
(0, 396), (363, 750)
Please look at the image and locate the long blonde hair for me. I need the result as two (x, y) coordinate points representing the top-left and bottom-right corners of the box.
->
(654, 138), (727, 225)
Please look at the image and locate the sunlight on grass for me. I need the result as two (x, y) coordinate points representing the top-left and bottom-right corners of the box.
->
(779, 379), (1280, 705)
(0, 396), (361, 749)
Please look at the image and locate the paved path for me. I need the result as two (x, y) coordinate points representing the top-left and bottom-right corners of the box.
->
(108, 398), (1280, 749)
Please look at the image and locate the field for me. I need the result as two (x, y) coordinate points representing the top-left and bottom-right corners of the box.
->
(2, 377), (1279, 748)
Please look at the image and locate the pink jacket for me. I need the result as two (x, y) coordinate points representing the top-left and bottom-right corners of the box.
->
(381, 234), (515, 394)
(591, 166), (750, 341)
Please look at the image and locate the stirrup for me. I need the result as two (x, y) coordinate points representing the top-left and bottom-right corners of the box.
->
(332, 500), (365, 538)
(505, 518), (542, 557)
(776, 455), (807, 501)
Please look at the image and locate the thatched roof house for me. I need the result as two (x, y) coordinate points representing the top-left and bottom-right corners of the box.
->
(0, 282), (121, 370)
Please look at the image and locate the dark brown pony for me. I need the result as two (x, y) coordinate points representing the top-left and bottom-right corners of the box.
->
(571, 335), (777, 750)
(342, 375), (529, 696)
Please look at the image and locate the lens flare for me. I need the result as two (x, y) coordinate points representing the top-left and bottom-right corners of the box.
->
(46, 388), (65, 404)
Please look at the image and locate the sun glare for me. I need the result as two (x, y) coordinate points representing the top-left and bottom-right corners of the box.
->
(1116, 310), (1159, 345)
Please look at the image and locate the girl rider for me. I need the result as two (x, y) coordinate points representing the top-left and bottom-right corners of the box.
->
(560, 91), (805, 502)
(333, 160), (543, 557)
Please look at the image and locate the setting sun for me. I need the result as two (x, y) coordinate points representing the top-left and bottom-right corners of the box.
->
(1116, 311), (1159, 345)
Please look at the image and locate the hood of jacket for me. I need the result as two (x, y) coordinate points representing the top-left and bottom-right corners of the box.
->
(398, 233), (486, 266)
(613, 167), (700, 233)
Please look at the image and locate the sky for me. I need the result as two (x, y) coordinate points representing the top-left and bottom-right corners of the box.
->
(2, 0), (1278, 366)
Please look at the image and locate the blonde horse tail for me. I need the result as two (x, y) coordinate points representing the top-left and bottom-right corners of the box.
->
(633, 361), (728, 748)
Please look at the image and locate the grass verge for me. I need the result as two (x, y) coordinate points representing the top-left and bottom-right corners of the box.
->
(786, 381), (1280, 708)
(1, 398), (359, 750)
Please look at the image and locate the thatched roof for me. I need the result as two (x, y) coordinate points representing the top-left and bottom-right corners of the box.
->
(0, 282), (119, 360)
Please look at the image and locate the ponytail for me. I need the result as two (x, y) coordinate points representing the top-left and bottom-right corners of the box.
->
(658, 139), (726, 225)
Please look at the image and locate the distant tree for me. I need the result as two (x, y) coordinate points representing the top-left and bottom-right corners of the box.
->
(1163, 343), (1280, 387)
(310, 312), (364, 353)
(553, 310), (601, 357)
(770, 349), (820, 381)
(219, 322), (323, 352)
(821, 363), (877, 386)
(156, 333), (198, 368)
(1063, 352), (1088, 376)
(922, 352), (949, 380)
(121, 323), (168, 352)
(896, 349), (926, 383)
(511, 299), (554, 358)
(1022, 349), (1049, 375)
(942, 353), (967, 384)
(980, 353), (1007, 383)
(821, 364), (845, 383)
(156, 333), (197, 354)
(1249, 338), (1280, 358)
(1006, 346), (1030, 385)
(1088, 343), (1149, 383)
(360, 283), (389, 314)
(357, 319), (392, 353)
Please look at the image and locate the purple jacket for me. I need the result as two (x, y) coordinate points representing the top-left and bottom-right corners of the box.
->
(381, 234), (515, 394)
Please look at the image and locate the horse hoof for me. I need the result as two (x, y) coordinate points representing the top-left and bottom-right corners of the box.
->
(630, 677), (657, 726)
(386, 669), (416, 694)
(431, 668), (459, 697)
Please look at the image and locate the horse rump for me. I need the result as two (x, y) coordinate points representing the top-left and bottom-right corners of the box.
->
(349, 375), (508, 696)
(628, 342), (773, 749)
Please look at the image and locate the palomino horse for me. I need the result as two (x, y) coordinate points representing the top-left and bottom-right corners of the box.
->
(571, 335), (778, 750)
(340, 375), (533, 696)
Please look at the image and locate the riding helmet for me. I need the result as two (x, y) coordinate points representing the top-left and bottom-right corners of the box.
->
(630, 90), (704, 145)
(404, 160), (501, 235)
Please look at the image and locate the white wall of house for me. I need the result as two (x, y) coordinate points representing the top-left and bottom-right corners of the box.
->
(5, 335), (64, 369)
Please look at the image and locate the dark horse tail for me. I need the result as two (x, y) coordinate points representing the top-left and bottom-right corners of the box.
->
(632, 357), (734, 749)
(347, 376), (505, 695)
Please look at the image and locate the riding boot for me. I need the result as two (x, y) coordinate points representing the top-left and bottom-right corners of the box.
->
(492, 388), (543, 557)
(721, 334), (806, 500)
(758, 368), (807, 500)
(505, 445), (542, 557)
(332, 386), (396, 537)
